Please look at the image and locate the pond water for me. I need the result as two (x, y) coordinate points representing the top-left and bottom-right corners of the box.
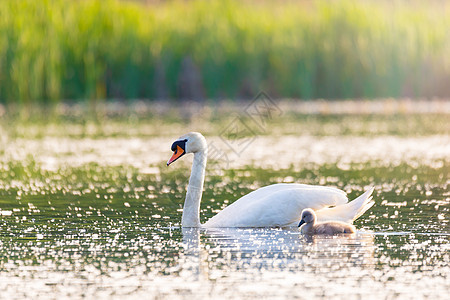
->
(0, 105), (448, 298)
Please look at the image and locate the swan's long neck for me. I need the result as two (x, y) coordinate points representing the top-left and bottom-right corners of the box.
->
(181, 150), (207, 227)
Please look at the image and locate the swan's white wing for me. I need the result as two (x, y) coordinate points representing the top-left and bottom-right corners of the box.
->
(203, 184), (348, 228)
(315, 187), (375, 223)
(231, 183), (347, 204)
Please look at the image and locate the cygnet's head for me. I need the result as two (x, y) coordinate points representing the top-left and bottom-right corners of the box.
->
(298, 208), (317, 227)
(167, 132), (207, 166)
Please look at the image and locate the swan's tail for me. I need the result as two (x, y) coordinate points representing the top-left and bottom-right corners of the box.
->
(315, 187), (375, 223)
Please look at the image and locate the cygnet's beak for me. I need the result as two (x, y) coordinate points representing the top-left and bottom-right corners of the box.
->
(167, 145), (185, 166)
(298, 219), (305, 227)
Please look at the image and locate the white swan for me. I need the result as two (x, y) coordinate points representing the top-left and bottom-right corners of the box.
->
(167, 132), (374, 228)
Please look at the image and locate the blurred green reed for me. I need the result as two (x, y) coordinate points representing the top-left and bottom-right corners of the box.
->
(0, 0), (449, 103)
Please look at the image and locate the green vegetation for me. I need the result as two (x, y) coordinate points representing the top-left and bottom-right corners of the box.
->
(1, 0), (450, 103)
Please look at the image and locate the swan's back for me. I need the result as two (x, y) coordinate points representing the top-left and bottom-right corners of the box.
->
(203, 183), (349, 228)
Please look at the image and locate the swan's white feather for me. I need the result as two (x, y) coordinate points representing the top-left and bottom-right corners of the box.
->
(170, 132), (375, 228)
(203, 183), (350, 227)
(314, 187), (375, 223)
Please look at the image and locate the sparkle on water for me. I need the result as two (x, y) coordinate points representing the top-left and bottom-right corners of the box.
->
(0, 103), (448, 298)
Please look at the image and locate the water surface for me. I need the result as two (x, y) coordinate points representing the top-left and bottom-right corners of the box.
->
(0, 109), (448, 298)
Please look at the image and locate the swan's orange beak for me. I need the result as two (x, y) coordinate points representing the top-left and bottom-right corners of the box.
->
(167, 145), (185, 166)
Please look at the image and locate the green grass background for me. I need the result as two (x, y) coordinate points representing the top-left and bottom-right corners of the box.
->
(1, 0), (449, 103)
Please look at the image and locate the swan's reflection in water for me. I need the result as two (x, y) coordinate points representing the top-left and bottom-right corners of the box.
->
(180, 228), (375, 281)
